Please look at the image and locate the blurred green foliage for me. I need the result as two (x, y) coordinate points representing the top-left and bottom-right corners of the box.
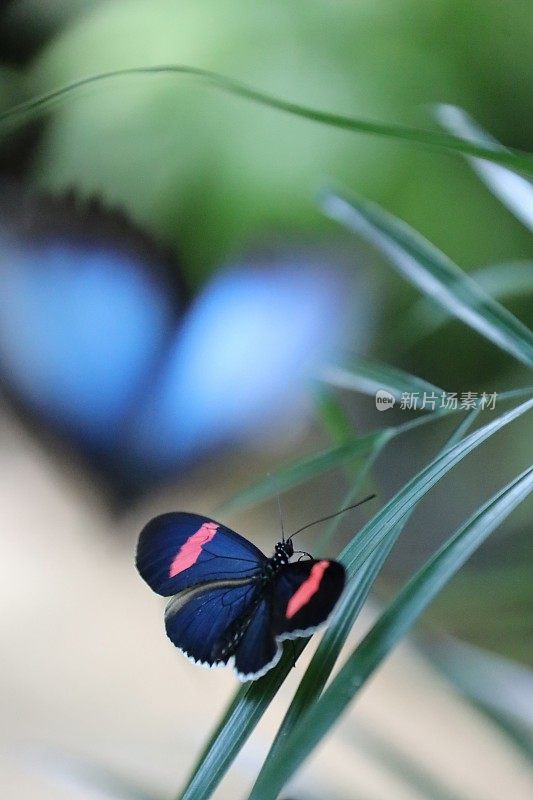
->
(22, 0), (533, 286)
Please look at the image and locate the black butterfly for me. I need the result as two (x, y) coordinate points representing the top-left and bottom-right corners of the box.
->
(136, 512), (346, 681)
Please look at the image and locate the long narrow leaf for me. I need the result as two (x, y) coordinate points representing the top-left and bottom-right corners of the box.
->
(443, 406), (481, 449)
(436, 105), (533, 233)
(176, 399), (531, 800)
(2, 66), (533, 174)
(321, 190), (533, 367)
(219, 431), (390, 513)
(251, 408), (480, 778)
(313, 388), (357, 445)
(315, 445), (381, 558)
(249, 466), (533, 799)
(341, 398), (533, 574)
(177, 646), (304, 800)
(400, 260), (533, 346)
(321, 356), (444, 400)
(225, 389), (532, 515)
(256, 531), (398, 772)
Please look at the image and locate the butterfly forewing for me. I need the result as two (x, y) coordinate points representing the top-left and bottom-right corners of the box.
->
(135, 512), (266, 596)
(272, 559), (346, 639)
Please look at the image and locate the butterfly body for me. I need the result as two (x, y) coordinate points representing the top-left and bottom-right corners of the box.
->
(207, 540), (293, 664)
(136, 513), (345, 681)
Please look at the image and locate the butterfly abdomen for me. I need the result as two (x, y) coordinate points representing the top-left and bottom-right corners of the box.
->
(211, 593), (262, 661)
(210, 553), (289, 663)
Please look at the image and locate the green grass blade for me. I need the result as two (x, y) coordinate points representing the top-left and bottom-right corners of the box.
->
(176, 644), (306, 800)
(2, 65), (533, 174)
(467, 261), (533, 298)
(219, 431), (390, 513)
(313, 388), (356, 445)
(341, 398), (533, 574)
(315, 445), (381, 558)
(249, 466), (533, 800)
(436, 105), (533, 233)
(223, 388), (533, 514)
(321, 356), (444, 400)
(442, 406), (481, 449)
(255, 531), (398, 772)
(313, 387), (375, 493)
(250, 408), (480, 778)
(399, 260), (533, 346)
(322, 190), (533, 368)
(178, 432), (378, 800)
(177, 401), (530, 800)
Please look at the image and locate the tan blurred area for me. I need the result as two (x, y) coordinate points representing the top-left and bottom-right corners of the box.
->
(1, 406), (532, 800)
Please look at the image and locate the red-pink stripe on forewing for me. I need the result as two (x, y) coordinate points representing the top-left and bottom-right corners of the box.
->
(169, 522), (219, 577)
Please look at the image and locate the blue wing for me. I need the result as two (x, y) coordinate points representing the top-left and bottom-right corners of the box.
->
(165, 583), (282, 679)
(233, 597), (281, 681)
(164, 579), (258, 667)
(135, 512), (266, 596)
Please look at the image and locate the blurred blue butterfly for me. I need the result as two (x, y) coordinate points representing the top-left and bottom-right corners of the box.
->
(0, 193), (348, 496)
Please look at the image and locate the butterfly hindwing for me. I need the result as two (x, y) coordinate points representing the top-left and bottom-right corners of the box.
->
(165, 584), (283, 679)
(233, 596), (281, 681)
(165, 579), (258, 667)
(135, 512), (266, 596)
(272, 559), (346, 639)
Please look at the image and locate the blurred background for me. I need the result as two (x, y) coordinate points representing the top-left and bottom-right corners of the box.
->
(0, 1), (532, 798)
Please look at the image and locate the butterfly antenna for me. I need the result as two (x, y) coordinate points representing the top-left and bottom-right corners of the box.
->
(289, 494), (376, 539)
(268, 471), (286, 543)
(276, 486), (286, 543)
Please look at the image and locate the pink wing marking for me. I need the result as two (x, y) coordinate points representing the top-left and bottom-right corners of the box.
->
(285, 560), (330, 619)
(169, 522), (219, 577)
